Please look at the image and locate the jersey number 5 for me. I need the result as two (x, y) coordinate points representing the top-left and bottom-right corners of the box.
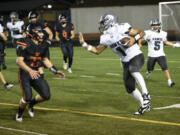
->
(62, 30), (67, 39)
(154, 41), (160, 51)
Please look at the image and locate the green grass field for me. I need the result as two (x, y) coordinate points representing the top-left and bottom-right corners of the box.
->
(0, 46), (180, 135)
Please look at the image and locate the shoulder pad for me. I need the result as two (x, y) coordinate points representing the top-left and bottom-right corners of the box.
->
(16, 39), (27, 49)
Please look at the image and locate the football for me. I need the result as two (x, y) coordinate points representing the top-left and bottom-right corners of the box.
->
(121, 37), (131, 45)
(120, 36), (135, 47)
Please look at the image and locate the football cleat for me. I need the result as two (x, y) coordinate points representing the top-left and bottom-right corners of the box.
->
(16, 113), (23, 122)
(145, 72), (151, 78)
(169, 82), (175, 87)
(68, 68), (72, 73)
(28, 105), (34, 118)
(63, 63), (68, 70)
(134, 105), (150, 115)
(142, 93), (151, 106)
(4, 83), (13, 90)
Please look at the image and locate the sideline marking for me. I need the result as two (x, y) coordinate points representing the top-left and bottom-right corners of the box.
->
(0, 103), (180, 127)
(80, 75), (96, 78)
(0, 126), (48, 135)
(153, 104), (180, 110)
(106, 73), (120, 76)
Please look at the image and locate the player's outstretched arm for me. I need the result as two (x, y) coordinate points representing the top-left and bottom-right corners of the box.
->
(16, 57), (40, 79)
(128, 28), (145, 44)
(79, 32), (106, 54)
(43, 58), (65, 78)
(164, 40), (180, 47)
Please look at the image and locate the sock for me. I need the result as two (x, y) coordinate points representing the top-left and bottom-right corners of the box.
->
(29, 99), (38, 107)
(18, 107), (25, 117)
(131, 88), (144, 107)
(168, 79), (172, 85)
(131, 72), (148, 95)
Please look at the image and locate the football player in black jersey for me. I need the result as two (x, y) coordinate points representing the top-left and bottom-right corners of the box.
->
(27, 11), (53, 42)
(26, 11), (53, 77)
(55, 14), (75, 73)
(15, 25), (65, 122)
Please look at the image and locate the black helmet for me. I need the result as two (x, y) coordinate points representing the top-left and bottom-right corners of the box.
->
(58, 14), (67, 22)
(29, 24), (44, 41)
(28, 11), (38, 20)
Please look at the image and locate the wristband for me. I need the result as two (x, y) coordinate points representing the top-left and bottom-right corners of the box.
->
(134, 34), (141, 41)
(82, 42), (87, 47)
(87, 45), (93, 51)
(50, 66), (58, 74)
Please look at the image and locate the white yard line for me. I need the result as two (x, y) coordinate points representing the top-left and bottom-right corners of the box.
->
(0, 126), (48, 135)
(80, 75), (96, 78)
(153, 104), (180, 110)
(106, 73), (120, 76)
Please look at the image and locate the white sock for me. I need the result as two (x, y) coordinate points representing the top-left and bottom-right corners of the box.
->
(131, 72), (148, 95)
(131, 88), (144, 107)
(168, 79), (172, 85)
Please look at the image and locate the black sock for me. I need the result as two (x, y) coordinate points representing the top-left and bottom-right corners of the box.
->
(29, 99), (38, 107)
(18, 107), (25, 117)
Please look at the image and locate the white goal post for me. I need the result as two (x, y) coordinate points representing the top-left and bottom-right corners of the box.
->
(159, 1), (180, 31)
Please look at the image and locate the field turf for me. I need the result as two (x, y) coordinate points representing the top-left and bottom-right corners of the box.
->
(0, 46), (180, 135)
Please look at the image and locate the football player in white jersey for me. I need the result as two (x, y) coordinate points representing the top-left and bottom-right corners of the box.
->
(6, 12), (25, 47)
(79, 14), (150, 115)
(139, 19), (180, 87)
(0, 22), (13, 90)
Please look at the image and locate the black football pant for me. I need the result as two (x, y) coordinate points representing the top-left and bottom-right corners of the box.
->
(18, 69), (50, 103)
(61, 42), (74, 68)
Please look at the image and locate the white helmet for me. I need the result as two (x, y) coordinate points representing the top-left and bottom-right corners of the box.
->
(10, 12), (19, 22)
(149, 19), (161, 32)
(99, 13), (117, 32)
